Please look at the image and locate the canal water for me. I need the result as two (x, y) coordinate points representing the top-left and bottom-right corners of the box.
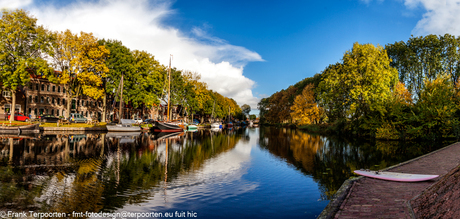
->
(0, 127), (455, 218)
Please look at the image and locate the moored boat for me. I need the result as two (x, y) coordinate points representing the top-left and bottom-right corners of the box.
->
(153, 121), (184, 132)
(0, 123), (39, 134)
(106, 119), (141, 132)
(211, 122), (221, 128)
(187, 124), (198, 130)
(226, 121), (233, 128)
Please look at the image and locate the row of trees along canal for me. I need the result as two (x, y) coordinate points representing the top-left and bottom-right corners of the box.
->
(0, 9), (247, 123)
(258, 34), (460, 141)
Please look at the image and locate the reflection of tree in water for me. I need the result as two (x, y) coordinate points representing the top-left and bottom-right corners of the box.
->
(258, 127), (456, 200)
(0, 130), (243, 215)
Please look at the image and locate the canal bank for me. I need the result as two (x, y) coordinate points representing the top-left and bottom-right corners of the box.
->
(318, 141), (460, 218)
(40, 126), (108, 131)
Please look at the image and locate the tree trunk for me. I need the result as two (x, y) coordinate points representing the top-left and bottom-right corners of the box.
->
(66, 87), (71, 119)
(102, 93), (107, 122)
(9, 90), (16, 122)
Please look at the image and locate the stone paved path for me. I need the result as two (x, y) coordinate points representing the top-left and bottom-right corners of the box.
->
(333, 142), (460, 218)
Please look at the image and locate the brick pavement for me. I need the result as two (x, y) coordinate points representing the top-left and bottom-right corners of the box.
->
(333, 142), (460, 218)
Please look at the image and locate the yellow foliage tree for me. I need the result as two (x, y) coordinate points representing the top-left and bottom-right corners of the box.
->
(393, 81), (412, 105)
(290, 84), (322, 125)
(48, 30), (109, 118)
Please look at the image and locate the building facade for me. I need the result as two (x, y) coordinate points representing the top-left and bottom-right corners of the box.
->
(1, 76), (104, 120)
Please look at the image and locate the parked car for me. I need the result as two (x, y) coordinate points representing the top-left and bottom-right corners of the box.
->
(68, 113), (87, 123)
(133, 116), (143, 124)
(7, 112), (30, 122)
(40, 114), (60, 123)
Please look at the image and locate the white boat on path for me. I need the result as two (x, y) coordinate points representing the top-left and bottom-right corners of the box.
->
(354, 169), (438, 182)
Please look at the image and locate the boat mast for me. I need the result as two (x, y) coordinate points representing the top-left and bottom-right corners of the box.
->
(211, 101), (215, 122)
(167, 55), (172, 121)
(118, 74), (124, 124)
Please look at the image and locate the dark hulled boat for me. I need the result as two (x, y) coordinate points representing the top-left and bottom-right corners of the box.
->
(153, 121), (184, 132)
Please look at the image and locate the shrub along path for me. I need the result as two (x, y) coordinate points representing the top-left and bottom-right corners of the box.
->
(331, 142), (460, 218)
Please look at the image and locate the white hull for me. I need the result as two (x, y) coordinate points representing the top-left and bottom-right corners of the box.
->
(106, 124), (141, 132)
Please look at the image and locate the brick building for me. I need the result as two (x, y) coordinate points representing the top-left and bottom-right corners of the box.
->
(1, 75), (103, 120)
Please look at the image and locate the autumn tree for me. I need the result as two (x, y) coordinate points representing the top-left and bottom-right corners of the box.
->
(318, 43), (398, 128)
(414, 74), (458, 139)
(48, 30), (109, 118)
(290, 84), (322, 125)
(0, 9), (52, 122)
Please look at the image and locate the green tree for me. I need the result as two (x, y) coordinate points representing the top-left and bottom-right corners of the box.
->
(386, 34), (460, 98)
(241, 104), (251, 118)
(0, 9), (52, 121)
(98, 39), (135, 122)
(131, 50), (165, 110)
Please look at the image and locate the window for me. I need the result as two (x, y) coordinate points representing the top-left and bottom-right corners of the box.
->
(86, 101), (89, 106)
(86, 111), (88, 117)
(51, 109), (54, 115)
(35, 84), (38, 90)
(47, 85), (50, 91)
(28, 83), (32, 90)
(34, 109), (37, 117)
(28, 96), (32, 103)
(2, 91), (11, 97)
(57, 98), (60, 105)
(52, 98), (55, 104)
(58, 86), (61, 92)
(57, 110), (60, 116)
(46, 97), (50, 104)
(63, 88), (66, 94)
(41, 85), (44, 91)
(40, 96), (44, 103)
(63, 98), (65, 105)
(52, 86), (55, 92)
(45, 109), (48, 114)
(35, 96), (38, 103)
(28, 108), (31, 115)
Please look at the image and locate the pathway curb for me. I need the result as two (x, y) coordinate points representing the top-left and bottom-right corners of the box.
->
(317, 141), (460, 219)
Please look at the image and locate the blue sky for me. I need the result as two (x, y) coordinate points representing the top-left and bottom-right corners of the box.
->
(2, 0), (458, 114)
(165, 0), (424, 98)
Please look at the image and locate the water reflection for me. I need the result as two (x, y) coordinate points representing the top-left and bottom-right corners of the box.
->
(1, 127), (453, 218)
(0, 129), (245, 214)
(258, 127), (455, 200)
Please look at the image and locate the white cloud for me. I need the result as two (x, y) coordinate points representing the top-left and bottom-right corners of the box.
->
(405, 0), (460, 36)
(1, 0), (262, 109)
(0, 0), (32, 9)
